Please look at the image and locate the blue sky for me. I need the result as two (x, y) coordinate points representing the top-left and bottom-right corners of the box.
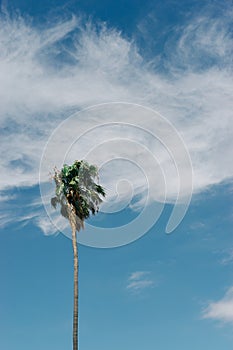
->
(0, 0), (233, 349)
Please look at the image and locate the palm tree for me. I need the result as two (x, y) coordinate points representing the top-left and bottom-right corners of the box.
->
(51, 160), (105, 350)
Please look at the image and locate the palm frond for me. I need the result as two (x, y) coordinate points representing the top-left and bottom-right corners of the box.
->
(51, 160), (106, 230)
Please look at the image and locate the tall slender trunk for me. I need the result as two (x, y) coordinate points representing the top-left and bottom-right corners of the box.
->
(68, 204), (79, 350)
(72, 223), (78, 350)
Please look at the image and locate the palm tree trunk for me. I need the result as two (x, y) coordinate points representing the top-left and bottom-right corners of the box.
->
(68, 204), (79, 350)
(72, 223), (78, 350)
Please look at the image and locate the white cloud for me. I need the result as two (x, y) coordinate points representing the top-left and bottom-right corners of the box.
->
(127, 271), (154, 292)
(0, 194), (16, 202)
(36, 215), (62, 236)
(202, 287), (233, 324)
(220, 249), (233, 266)
(0, 8), (232, 232)
(129, 271), (150, 280)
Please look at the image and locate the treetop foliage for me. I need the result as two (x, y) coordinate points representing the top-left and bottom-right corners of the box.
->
(51, 160), (106, 230)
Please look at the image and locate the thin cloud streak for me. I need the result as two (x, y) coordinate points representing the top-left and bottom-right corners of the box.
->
(220, 249), (233, 266)
(127, 271), (154, 292)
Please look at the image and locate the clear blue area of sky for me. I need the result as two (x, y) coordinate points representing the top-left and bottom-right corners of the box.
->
(0, 1), (233, 350)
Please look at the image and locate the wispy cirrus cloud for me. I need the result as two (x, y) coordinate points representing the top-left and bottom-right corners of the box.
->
(220, 249), (233, 266)
(127, 271), (154, 292)
(202, 286), (233, 325)
(0, 6), (232, 232)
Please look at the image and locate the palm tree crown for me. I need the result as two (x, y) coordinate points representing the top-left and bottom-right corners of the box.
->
(51, 159), (105, 230)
